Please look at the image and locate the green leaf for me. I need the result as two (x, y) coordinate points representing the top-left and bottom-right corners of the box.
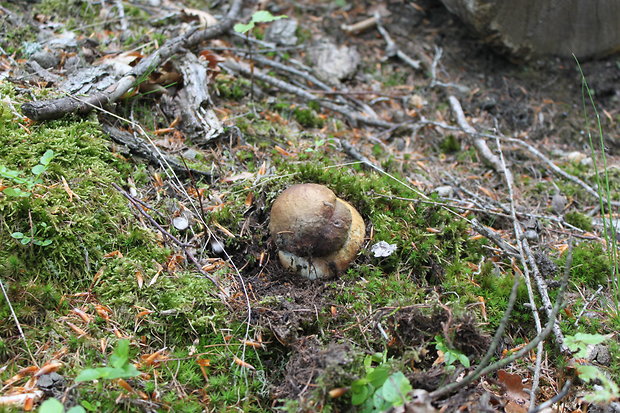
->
(3, 187), (31, 197)
(576, 364), (620, 403)
(351, 383), (371, 405)
(32, 164), (46, 175)
(457, 353), (470, 368)
(34, 239), (53, 246)
(565, 333), (609, 358)
(75, 368), (102, 382)
(67, 407), (86, 413)
(97, 366), (130, 380)
(0, 165), (24, 181)
(233, 22), (254, 34)
(251, 10), (287, 23)
(379, 372), (412, 405)
(80, 401), (97, 412)
(367, 366), (390, 388)
(110, 339), (130, 369)
(11, 232), (24, 239)
(576, 364), (603, 382)
(38, 398), (65, 413)
(40, 149), (55, 165)
(21, 237), (32, 245)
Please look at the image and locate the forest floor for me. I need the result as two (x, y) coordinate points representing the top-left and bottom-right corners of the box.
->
(1, 0), (619, 412)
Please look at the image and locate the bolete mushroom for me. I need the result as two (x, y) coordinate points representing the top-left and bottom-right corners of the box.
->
(269, 183), (365, 279)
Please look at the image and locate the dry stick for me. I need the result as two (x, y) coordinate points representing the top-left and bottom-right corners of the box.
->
(574, 285), (604, 327)
(448, 95), (514, 187)
(248, 54), (379, 119)
(478, 131), (620, 209)
(429, 47), (470, 92)
(21, 0), (243, 121)
(529, 379), (572, 413)
(415, 115), (620, 208)
(221, 60), (395, 129)
(496, 136), (545, 409)
(374, 12), (423, 72)
(430, 241), (572, 400)
(523, 238), (569, 356)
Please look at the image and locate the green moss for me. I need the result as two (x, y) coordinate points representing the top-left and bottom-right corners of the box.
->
(560, 241), (611, 288)
(293, 106), (324, 128)
(565, 211), (593, 232)
(215, 76), (251, 100)
(0, 98), (159, 289)
(439, 135), (461, 154)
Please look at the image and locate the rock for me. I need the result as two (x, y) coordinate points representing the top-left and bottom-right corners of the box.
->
(587, 344), (611, 366)
(551, 193), (567, 215)
(30, 49), (59, 69)
(182, 148), (200, 160)
(309, 41), (360, 84)
(37, 372), (66, 396)
(434, 185), (454, 198)
(264, 18), (298, 46)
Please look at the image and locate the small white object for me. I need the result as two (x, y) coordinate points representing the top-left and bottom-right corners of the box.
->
(172, 216), (189, 231)
(371, 241), (397, 257)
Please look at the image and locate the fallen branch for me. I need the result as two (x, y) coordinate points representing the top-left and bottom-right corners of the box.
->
(21, 0), (243, 121)
(221, 59), (395, 128)
(448, 95), (514, 186)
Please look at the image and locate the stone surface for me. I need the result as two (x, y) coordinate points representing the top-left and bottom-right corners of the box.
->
(309, 41), (360, 84)
(265, 18), (298, 46)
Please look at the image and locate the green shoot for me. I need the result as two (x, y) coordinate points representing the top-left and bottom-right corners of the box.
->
(574, 56), (620, 312)
(233, 10), (287, 35)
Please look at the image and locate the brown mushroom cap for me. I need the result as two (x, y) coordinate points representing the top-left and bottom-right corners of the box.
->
(269, 184), (365, 279)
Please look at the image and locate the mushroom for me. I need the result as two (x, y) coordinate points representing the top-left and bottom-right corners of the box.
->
(269, 183), (365, 279)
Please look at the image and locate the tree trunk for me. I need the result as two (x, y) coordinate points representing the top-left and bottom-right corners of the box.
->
(440, 0), (620, 59)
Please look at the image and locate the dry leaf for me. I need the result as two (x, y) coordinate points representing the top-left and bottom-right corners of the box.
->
(233, 356), (255, 370)
(497, 370), (530, 408)
(104, 250), (123, 259)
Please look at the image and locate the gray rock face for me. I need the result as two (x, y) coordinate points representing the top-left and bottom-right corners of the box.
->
(440, 0), (620, 59)
(264, 18), (298, 46)
(309, 41), (360, 84)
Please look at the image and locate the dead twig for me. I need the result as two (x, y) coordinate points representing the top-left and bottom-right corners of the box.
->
(528, 379), (572, 413)
(496, 136), (545, 408)
(374, 12), (423, 71)
(448, 95), (514, 186)
(21, 0), (244, 121)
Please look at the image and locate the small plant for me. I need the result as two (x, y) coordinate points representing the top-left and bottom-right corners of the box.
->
(1, 149), (54, 197)
(11, 222), (53, 246)
(565, 333), (620, 403)
(39, 398), (85, 413)
(75, 339), (140, 382)
(233, 10), (287, 35)
(350, 353), (413, 412)
(434, 335), (470, 372)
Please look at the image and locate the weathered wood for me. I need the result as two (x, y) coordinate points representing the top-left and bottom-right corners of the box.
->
(160, 52), (223, 145)
(21, 0), (242, 121)
(440, 0), (620, 58)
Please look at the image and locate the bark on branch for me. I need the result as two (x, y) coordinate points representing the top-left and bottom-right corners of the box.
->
(21, 0), (243, 121)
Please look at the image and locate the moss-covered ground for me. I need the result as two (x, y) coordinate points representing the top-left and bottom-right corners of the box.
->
(1, 0), (619, 412)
